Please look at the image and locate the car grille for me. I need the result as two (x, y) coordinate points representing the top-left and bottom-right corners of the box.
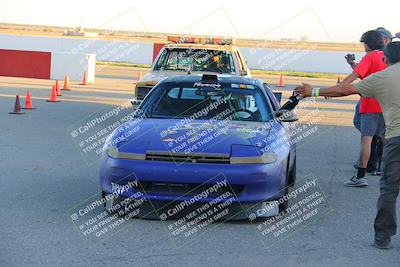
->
(145, 151), (231, 164)
(136, 181), (244, 197)
(136, 86), (153, 100)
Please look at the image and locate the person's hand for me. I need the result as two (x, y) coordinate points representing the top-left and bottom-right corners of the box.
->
(344, 55), (355, 65)
(294, 83), (312, 97)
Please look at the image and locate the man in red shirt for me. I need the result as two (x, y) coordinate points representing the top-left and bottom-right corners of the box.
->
(346, 28), (393, 174)
(338, 30), (386, 186)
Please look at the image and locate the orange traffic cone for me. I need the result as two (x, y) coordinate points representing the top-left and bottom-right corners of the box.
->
(136, 72), (143, 81)
(9, 95), (25, 114)
(278, 75), (285, 87)
(22, 91), (34, 109)
(55, 80), (62, 96)
(47, 85), (60, 102)
(80, 71), (88, 85)
(62, 75), (71, 90)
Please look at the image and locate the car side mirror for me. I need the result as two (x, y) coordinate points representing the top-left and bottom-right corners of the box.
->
(274, 109), (299, 122)
(239, 70), (248, 76)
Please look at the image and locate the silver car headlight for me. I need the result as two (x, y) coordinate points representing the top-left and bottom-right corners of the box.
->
(230, 152), (277, 164)
(107, 145), (145, 160)
(101, 134), (114, 157)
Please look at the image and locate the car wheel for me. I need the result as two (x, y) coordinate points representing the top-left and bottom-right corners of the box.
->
(279, 184), (289, 213)
(279, 157), (291, 212)
(102, 191), (124, 216)
(288, 155), (296, 187)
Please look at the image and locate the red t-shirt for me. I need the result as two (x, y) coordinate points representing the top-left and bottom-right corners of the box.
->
(353, 50), (386, 113)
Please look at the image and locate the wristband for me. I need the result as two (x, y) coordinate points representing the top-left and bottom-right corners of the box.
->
(314, 87), (320, 97)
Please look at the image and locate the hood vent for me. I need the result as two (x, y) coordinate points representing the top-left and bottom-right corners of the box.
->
(145, 151), (230, 164)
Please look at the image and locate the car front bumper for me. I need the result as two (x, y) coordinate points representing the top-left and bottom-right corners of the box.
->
(103, 193), (280, 219)
(100, 155), (287, 205)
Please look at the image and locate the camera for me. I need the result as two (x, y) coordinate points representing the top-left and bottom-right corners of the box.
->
(345, 54), (355, 61)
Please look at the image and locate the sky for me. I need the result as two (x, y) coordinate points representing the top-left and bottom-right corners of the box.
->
(0, 0), (398, 43)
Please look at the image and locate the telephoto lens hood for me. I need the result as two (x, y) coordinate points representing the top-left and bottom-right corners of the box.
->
(280, 95), (303, 111)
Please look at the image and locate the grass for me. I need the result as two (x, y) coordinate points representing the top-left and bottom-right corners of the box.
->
(96, 61), (345, 79)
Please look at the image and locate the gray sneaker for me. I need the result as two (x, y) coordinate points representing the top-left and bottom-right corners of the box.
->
(374, 238), (392, 249)
(344, 176), (368, 187)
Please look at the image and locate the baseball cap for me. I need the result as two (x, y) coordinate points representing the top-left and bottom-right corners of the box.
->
(376, 27), (394, 39)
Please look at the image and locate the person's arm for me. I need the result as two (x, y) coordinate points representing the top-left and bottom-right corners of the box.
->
(294, 70), (381, 99)
(349, 62), (358, 69)
(321, 68), (359, 99)
(347, 61), (358, 70)
(340, 72), (360, 85)
(352, 54), (370, 80)
(294, 83), (358, 98)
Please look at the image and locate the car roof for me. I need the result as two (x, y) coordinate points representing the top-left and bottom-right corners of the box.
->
(161, 74), (263, 87)
(163, 43), (236, 51)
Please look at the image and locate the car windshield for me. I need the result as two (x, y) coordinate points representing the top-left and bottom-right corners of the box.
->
(153, 48), (236, 74)
(149, 83), (271, 122)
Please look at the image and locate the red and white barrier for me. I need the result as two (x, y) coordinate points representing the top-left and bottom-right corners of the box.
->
(0, 49), (95, 82)
(0, 49), (51, 79)
(51, 52), (95, 83)
(152, 43), (165, 63)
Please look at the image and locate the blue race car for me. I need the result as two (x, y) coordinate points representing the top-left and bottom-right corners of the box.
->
(100, 74), (298, 220)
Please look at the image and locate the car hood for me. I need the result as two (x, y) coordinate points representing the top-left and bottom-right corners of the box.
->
(112, 118), (281, 156)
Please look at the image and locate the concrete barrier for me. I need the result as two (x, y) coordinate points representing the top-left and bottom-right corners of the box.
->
(0, 49), (51, 79)
(153, 43), (166, 63)
(0, 34), (364, 74)
(0, 48), (95, 82)
(0, 34), (152, 65)
(51, 52), (95, 82)
(239, 47), (364, 74)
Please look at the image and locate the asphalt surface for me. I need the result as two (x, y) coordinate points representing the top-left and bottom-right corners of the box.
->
(0, 67), (399, 267)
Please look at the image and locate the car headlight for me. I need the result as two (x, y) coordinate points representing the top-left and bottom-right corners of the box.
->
(230, 152), (277, 164)
(107, 145), (146, 160)
(107, 146), (119, 158)
(101, 134), (114, 157)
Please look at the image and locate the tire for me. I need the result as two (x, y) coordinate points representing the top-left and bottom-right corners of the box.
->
(279, 157), (291, 212)
(102, 191), (124, 216)
(278, 183), (289, 213)
(288, 154), (296, 187)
